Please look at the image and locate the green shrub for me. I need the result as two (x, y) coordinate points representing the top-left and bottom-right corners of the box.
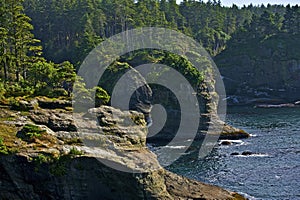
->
(0, 81), (6, 101)
(5, 82), (34, 97)
(73, 77), (93, 105)
(17, 124), (45, 142)
(23, 124), (44, 138)
(94, 86), (110, 107)
(52, 88), (68, 97)
(34, 87), (68, 98)
(69, 147), (83, 156)
(34, 86), (54, 97)
(73, 77), (109, 111)
(33, 153), (53, 164)
(50, 160), (67, 176)
(0, 137), (9, 155)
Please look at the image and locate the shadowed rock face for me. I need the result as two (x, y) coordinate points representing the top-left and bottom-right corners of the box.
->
(0, 104), (245, 200)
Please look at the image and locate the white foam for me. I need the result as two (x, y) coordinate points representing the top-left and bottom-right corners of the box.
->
(165, 145), (187, 149)
(237, 153), (269, 157)
(221, 139), (243, 143)
(219, 140), (244, 145)
(239, 192), (257, 200)
(249, 134), (257, 137)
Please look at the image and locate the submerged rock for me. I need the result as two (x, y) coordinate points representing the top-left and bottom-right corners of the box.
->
(241, 151), (254, 156)
(221, 140), (232, 145)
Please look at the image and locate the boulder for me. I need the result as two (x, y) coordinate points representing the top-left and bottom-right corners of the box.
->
(241, 151), (253, 156)
(220, 140), (232, 145)
(11, 99), (38, 111)
(36, 97), (72, 110)
(83, 106), (147, 148)
(220, 123), (250, 140)
(29, 109), (76, 132)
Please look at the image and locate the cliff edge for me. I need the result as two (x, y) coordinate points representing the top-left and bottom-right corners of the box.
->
(0, 99), (246, 200)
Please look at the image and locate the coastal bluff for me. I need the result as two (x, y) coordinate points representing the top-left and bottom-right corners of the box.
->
(0, 99), (246, 200)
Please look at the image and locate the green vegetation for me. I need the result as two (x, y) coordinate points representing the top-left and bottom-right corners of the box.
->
(17, 124), (45, 142)
(0, 137), (9, 155)
(21, 0), (298, 64)
(0, 121), (18, 153)
(73, 77), (111, 109)
(0, 0), (298, 104)
(69, 147), (84, 156)
(49, 158), (68, 177)
(130, 114), (146, 126)
(33, 153), (54, 164)
(0, 0), (297, 107)
(32, 147), (84, 176)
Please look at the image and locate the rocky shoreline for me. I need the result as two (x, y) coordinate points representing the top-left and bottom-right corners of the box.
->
(225, 95), (300, 108)
(0, 98), (247, 199)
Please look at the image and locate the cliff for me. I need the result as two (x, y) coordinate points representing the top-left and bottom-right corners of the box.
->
(0, 99), (246, 200)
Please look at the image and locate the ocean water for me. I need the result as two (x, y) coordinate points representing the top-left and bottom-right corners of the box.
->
(163, 107), (300, 200)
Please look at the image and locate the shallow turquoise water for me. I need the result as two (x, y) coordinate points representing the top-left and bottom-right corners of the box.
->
(165, 107), (300, 200)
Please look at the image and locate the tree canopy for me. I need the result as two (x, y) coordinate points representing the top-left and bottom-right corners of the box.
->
(0, 0), (299, 100)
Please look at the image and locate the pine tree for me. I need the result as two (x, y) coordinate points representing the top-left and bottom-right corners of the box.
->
(0, 0), (41, 82)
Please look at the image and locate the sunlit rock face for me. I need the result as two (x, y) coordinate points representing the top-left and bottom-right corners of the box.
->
(0, 103), (245, 200)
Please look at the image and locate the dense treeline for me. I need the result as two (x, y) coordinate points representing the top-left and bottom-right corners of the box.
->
(22, 0), (299, 65)
(0, 0), (299, 100)
(0, 0), (77, 99)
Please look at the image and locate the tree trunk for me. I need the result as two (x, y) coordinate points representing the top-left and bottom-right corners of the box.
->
(3, 48), (8, 81)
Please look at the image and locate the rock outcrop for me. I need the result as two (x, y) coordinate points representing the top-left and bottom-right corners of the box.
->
(220, 123), (250, 140)
(0, 103), (246, 200)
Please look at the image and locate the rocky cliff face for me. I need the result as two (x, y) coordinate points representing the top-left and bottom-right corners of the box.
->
(216, 33), (300, 105)
(0, 100), (245, 200)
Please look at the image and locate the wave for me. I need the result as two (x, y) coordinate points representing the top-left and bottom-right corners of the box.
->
(239, 192), (257, 200)
(236, 153), (269, 157)
(165, 145), (187, 149)
(219, 139), (248, 146)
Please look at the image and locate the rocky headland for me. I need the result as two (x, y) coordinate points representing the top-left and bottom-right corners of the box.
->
(0, 97), (246, 200)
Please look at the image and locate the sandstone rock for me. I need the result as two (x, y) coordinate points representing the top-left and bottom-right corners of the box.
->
(29, 109), (76, 132)
(36, 97), (72, 110)
(83, 106), (147, 149)
(98, 64), (152, 125)
(165, 171), (245, 200)
(220, 123), (250, 140)
(0, 105), (246, 200)
(11, 99), (38, 111)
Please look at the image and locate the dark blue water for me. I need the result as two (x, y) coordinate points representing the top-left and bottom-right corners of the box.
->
(166, 107), (300, 200)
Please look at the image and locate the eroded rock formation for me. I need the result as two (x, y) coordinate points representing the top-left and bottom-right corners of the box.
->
(0, 102), (246, 200)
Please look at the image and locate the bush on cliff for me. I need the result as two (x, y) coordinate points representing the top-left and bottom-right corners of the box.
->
(17, 124), (46, 142)
(0, 137), (9, 155)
